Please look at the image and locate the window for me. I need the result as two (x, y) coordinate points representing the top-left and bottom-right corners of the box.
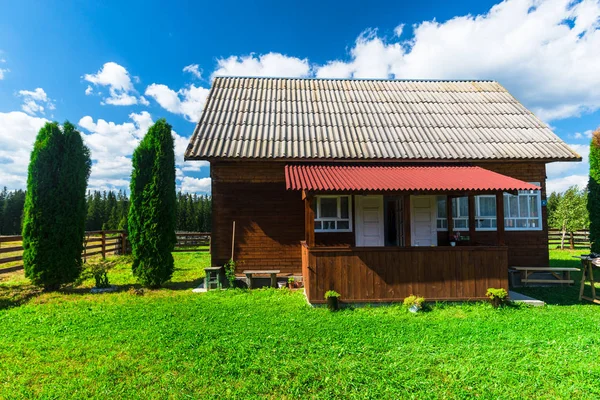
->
(436, 196), (469, 231)
(475, 195), (497, 230)
(314, 195), (352, 232)
(504, 183), (542, 230)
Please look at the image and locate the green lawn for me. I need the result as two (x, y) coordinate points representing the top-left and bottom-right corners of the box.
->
(1, 250), (600, 399)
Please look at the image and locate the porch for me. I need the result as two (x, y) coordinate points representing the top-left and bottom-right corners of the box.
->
(302, 242), (508, 303)
(288, 164), (539, 303)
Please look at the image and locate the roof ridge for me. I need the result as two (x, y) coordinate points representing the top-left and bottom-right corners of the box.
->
(212, 76), (498, 83)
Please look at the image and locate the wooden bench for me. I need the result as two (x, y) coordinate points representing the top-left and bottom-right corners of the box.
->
(243, 270), (280, 289)
(510, 266), (580, 285)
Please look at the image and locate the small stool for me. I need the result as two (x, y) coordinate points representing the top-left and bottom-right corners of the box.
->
(204, 267), (223, 290)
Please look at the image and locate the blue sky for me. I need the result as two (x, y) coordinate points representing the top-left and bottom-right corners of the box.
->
(1, 0), (599, 194)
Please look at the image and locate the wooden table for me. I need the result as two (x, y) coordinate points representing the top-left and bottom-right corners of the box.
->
(575, 255), (600, 304)
(510, 266), (580, 285)
(243, 270), (280, 289)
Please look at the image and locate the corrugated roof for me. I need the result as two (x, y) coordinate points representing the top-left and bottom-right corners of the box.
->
(285, 164), (541, 192)
(185, 77), (580, 162)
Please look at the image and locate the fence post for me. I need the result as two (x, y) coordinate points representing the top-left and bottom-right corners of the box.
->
(121, 232), (127, 255)
(101, 231), (106, 259)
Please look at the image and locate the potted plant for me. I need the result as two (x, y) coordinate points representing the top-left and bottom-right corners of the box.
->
(288, 276), (295, 289)
(324, 290), (341, 311)
(403, 295), (425, 313)
(486, 288), (508, 308)
(449, 231), (461, 247)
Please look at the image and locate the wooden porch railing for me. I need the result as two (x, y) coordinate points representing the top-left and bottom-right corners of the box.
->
(301, 242), (508, 303)
(0, 231), (211, 274)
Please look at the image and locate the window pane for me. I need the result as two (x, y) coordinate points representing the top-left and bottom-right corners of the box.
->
(320, 198), (338, 218)
(519, 196), (528, 218)
(454, 219), (467, 229)
(516, 219), (527, 228)
(528, 219), (538, 229)
(315, 221), (322, 230)
(477, 196), (496, 217)
(506, 195), (518, 218)
(452, 197), (468, 218)
(529, 196), (539, 217)
(437, 196), (447, 218)
(322, 221), (336, 230)
(337, 221), (349, 230)
(340, 197), (349, 219)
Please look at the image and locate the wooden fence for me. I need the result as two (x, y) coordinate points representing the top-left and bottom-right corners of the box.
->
(0, 231), (210, 274)
(548, 229), (590, 249)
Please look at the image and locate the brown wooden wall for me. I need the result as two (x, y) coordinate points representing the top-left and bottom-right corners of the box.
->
(211, 161), (549, 273)
(302, 245), (509, 303)
(211, 162), (303, 273)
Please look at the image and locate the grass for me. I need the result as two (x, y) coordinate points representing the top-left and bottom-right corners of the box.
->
(1, 250), (600, 399)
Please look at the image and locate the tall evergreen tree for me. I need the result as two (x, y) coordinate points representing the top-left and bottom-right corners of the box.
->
(128, 119), (177, 287)
(22, 122), (91, 290)
(589, 129), (600, 253)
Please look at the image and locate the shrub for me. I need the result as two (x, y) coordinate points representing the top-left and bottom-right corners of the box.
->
(589, 129), (600, 254)
(128, 119), (177, 288)
(89, 259), (117, 289)
(22, 122), (91, 290)
(486, 288), (509, 308)
(324, 290), (341, 299)
(224, 259), (236, 288)
(403, 295), (425, 308)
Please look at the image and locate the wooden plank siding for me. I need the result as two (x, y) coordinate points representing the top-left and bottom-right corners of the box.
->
(302, 244), (509, 303)
(211, 161), (550, 275)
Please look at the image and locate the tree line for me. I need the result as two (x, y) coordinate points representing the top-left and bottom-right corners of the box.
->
(0, 188), (211, 235)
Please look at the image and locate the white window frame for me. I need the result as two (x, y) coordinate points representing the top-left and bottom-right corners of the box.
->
(314, 195), (352, 233)
(475, 195), (497, 231)
(504, 182), (542, 231)
(436, 196), (469, 232)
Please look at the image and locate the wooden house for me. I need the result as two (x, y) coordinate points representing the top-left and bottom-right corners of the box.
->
(185, 77), (580, 303)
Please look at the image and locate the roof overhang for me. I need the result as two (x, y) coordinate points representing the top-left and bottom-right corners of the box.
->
(285, 164), (541, 192)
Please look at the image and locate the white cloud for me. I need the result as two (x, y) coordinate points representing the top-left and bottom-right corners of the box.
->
(0, 112), (49, 190)
(547, 174), (589, 193)
(85, 85), (94, 95)
(77, 111), (207, 192)
(180, 176), (211, 194)
(145, 83), (210, 122)
(310, 0), (600, 121)
(571, 129), (595, 139)
(17, 88), (55, 116)
(546, 143), (590, 193)
(0, 68), (8, 80)
(83, 62), (146, 106)
(213, 52), (310, 78)
(183, 64), (203, 79)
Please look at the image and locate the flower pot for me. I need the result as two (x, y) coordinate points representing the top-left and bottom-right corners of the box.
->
(326, 296), (339, 311)
(288, 282), (295, 289)
(277, 281), (286, 289)
(450, 242), (456, 247)
(408, 304), (421, 313)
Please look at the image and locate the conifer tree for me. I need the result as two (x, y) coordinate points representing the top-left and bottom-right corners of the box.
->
(22, 122), (91, 290)
(589, 129), (600, 253)
(128, 119), (177, 287)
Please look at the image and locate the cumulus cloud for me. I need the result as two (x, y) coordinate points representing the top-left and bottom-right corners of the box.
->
(183, 64), (203, 79)
(145, 83), (210, 122)
(311, 0), (600, 121)
(0, 111), (49, 189)
(78, 111), (208, 192)
(213, 52), (311, 78)
(83, 62), (146, 106)
(180, 176), (211, 193)
(546, 143), (590, 193)
(0, 68), (8, 80)
(17, 88), (55, 116)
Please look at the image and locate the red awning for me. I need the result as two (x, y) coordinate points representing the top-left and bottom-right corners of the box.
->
(285, 165), (541, 192)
